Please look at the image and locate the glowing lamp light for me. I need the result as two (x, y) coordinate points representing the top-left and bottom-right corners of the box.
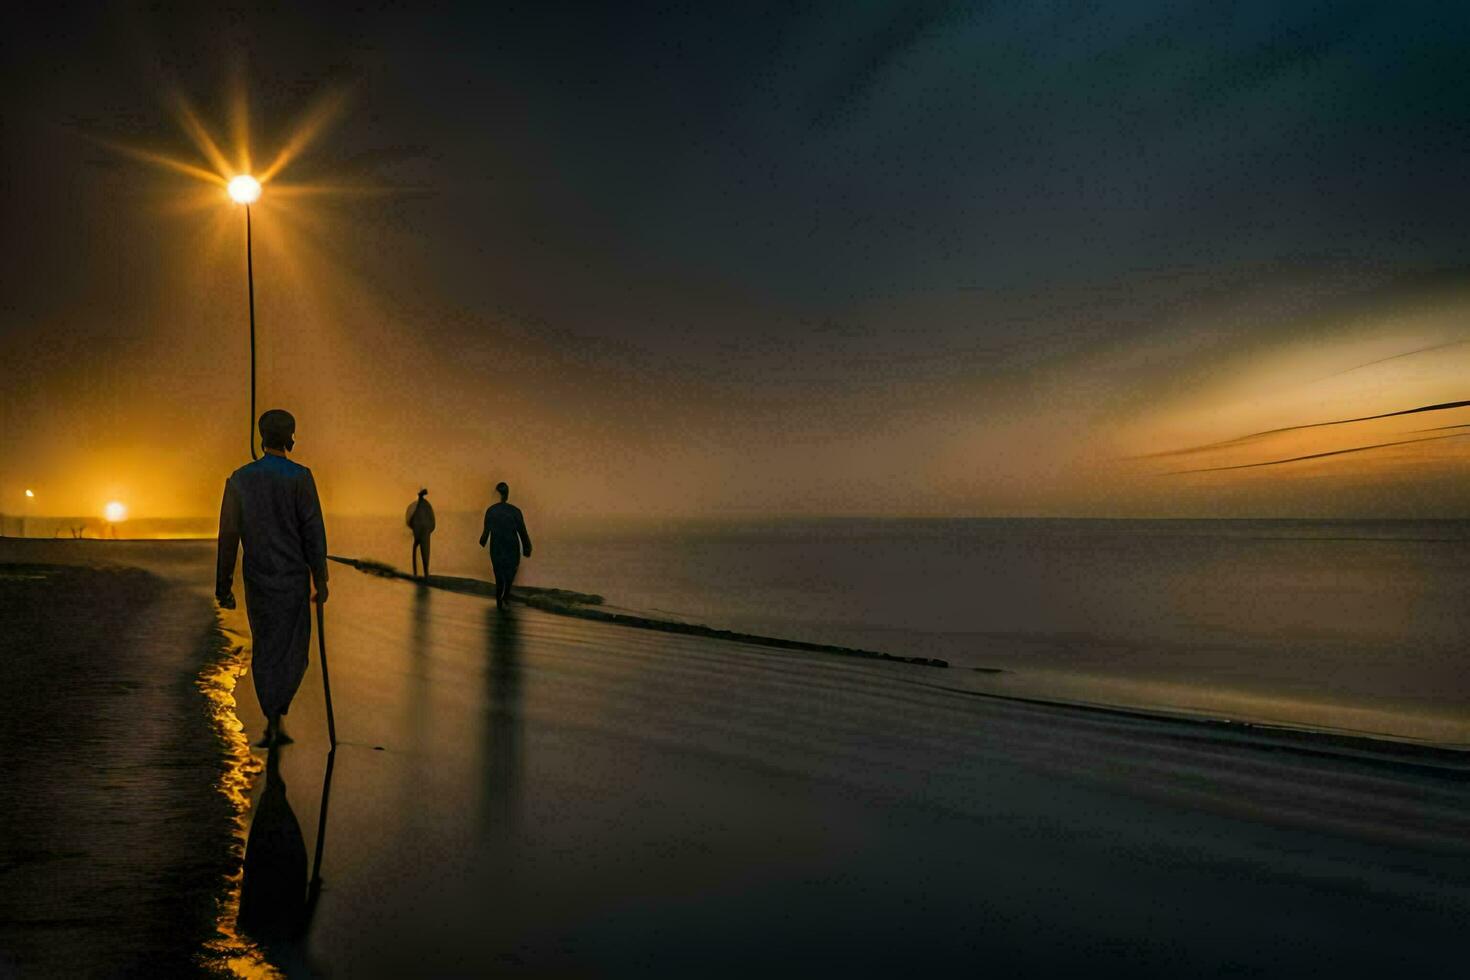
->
(227, 174), (262, 205)
(24, 489), (34, 498)
(103, 501), (128, 523)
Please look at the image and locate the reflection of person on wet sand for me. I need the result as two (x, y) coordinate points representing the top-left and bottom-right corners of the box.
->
(482, 606), (523, 832)
(406, 488), (435, 579)
(478, 482), (532, 609)
(237, 746), (321, 944)
(216, 409), (329, 748)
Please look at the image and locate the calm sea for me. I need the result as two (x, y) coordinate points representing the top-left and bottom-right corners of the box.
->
(11, 514), (1469, 743)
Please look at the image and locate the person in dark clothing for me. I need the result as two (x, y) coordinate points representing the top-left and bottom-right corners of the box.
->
(217, 409), (329, 748)
(406, 488), (435, 579)
(478, 482), (532, 609)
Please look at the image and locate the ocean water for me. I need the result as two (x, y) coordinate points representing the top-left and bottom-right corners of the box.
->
(328, 515), (1470, 744)
(217, 563), (1470, 975)
(10, 514), (1467, 742)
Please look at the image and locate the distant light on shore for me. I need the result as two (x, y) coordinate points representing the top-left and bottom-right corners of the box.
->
(104, 501), (128, 523)
(24, 489), (34, 498)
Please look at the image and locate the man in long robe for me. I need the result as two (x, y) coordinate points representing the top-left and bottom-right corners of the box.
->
(217, 409), (329, 747)
(406, 488), (435, 578)
(478, 481), (532, 609)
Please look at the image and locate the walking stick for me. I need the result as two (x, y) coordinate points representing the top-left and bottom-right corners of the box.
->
(302, 745), (335, 926)
(316, 600), (338, 746)
(309, 746), (336, 889)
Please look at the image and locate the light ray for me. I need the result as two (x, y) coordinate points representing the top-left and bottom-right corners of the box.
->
(227, 66), (252, 175)
(79, 131), (224, 185)
(169, 93), (236, 181)
(86, 81), (355, 200)
(265, 180), (423, 200)
(258, 87), (351, 184)
(152, 185), (244, 217)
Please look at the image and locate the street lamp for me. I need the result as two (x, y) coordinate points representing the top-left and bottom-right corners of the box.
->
(228, 175), (261, 205)
(228, 175), (263, 459)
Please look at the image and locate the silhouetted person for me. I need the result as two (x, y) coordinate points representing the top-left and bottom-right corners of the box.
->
(406, 488), (436, 579)
(478, 482), (531, 609)
(217, 409), (329, 748)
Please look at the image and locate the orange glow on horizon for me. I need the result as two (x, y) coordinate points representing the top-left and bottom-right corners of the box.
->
(103, 501), (128, 523)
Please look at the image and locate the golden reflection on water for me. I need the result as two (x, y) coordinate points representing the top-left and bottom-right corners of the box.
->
(196, 620), (279, 979)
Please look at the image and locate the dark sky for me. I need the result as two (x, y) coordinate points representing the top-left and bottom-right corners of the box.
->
(5, 1), (1470, 519)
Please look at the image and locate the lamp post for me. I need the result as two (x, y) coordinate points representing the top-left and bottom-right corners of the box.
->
(227, 175), (262, 460)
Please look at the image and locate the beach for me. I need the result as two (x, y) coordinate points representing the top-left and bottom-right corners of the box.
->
(3, 534), (1470, 976)
(11, 4), (1470, 973)
(0, 539), (235, 977)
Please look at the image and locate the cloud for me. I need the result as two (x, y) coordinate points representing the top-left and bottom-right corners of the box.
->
(1171, 433), (1470, 474)
(1146, 399), (1470, 460)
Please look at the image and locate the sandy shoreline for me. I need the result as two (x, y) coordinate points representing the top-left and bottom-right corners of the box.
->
(0, 539), (236, 976)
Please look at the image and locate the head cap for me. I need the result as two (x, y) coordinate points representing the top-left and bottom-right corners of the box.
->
(258, 409), (296, 450)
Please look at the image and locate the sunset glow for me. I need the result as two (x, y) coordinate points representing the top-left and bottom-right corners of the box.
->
(7, 7), (1470, 978)
(7, 6), (1470, 524)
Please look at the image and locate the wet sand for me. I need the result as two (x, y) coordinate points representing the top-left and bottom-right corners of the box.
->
(6, 538), (1470, 976)
(232, 558), (1470, 976)
(0, 539), (234, 977)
